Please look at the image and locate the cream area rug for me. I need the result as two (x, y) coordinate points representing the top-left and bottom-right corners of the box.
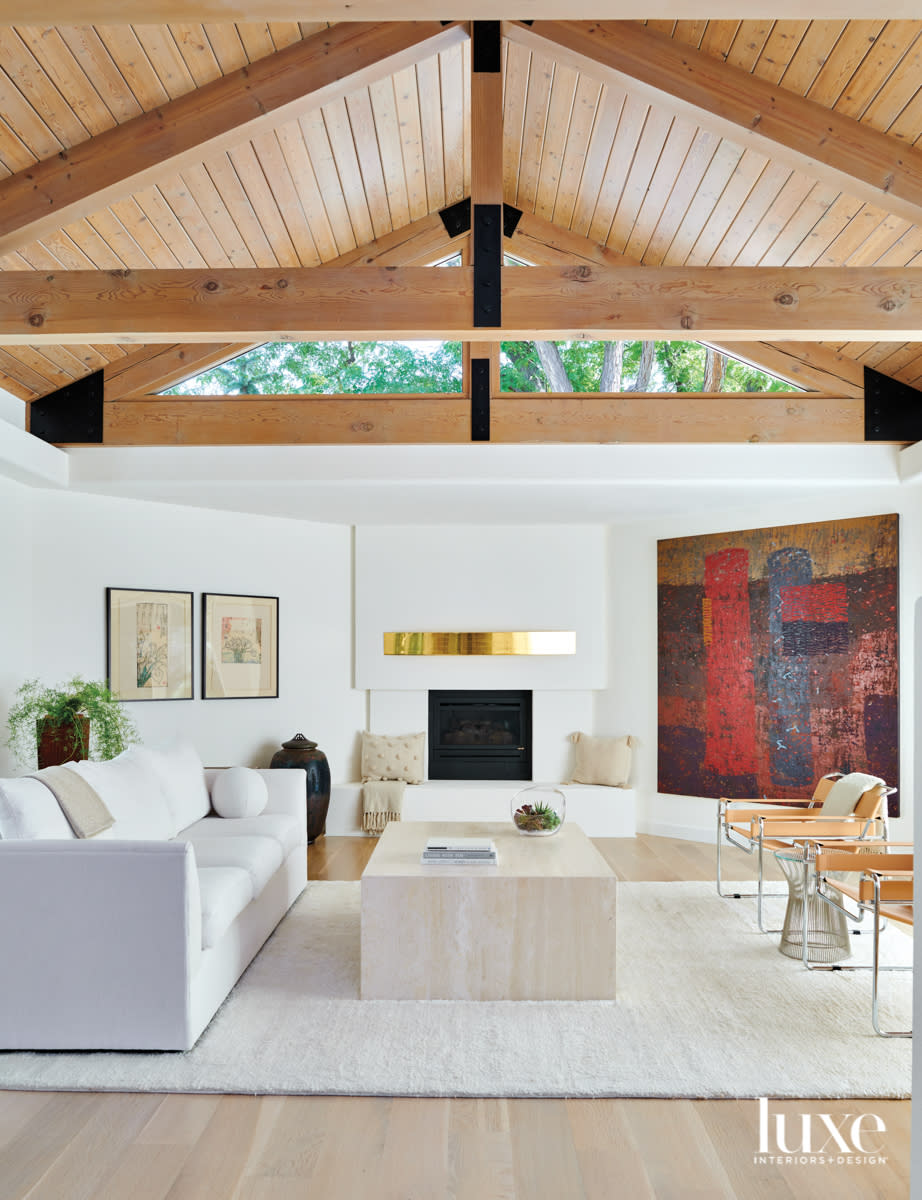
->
(0, 881), (911, 1098)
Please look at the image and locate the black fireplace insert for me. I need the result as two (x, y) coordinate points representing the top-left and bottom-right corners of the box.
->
(428, 689), (532, 780)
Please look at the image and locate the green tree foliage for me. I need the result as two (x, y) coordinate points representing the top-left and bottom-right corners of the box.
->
(165, 340), (464, 396)
(166, 338), (796, 397)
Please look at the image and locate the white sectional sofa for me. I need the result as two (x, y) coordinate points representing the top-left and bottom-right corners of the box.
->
(0, 745), (306, 1051)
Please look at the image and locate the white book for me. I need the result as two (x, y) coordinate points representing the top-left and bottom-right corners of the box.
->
(420, 853), (498, 866)
(425, 837), (497, 853)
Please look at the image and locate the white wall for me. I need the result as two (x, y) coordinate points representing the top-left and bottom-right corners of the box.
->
(355, 525), (606, 780)
(0, 476), (33, 774)
(598, 486), (920, 843)
(15, 490), (365, 781)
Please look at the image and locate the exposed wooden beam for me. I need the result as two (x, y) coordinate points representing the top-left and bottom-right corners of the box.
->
(5, 4), (918, 20)
(102, 395), (471, 446)
(3, 265), (921, 344)
(0, 21), (468, 257)
(97, 390), (874, 447)
(506, 20), (922, 229)
(491, 393), (873, 444)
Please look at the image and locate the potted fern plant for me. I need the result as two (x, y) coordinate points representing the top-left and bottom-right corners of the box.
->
(6, 676), (140, 769)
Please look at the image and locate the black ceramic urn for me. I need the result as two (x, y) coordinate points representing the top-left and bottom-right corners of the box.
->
(269, 733), (331, 844)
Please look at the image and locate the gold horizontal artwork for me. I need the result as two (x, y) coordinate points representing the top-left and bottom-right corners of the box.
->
(383, 632), (577, 656)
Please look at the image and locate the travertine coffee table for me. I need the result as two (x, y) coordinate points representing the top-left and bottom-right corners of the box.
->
(360, 821), (617, 1001)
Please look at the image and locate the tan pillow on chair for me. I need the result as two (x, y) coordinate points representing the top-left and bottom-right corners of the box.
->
(570, 732), (634, 787)
(361, 731), (425, 783)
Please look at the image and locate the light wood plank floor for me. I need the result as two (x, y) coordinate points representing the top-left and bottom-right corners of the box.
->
(0, 835), (909, 1200)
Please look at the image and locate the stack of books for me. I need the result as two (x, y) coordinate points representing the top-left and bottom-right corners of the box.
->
(420, 837), (498, 866)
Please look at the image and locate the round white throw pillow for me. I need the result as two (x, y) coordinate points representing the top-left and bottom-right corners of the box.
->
(212, 767), (268, 818)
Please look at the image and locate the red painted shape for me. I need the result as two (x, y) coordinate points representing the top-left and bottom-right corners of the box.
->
(780, 581), (847, 623)
(703, 548), (758, 774)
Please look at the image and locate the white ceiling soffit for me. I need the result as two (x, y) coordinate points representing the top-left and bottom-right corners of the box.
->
(62, 443), (904, 526)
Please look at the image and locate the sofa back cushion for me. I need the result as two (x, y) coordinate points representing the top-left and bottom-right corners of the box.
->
(140, 743), (211, 835)
(0, 777), (75, 839)
(66, 749), (174, 840)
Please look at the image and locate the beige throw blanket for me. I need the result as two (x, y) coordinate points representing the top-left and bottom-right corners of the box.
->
(362, 780), (405, 834)
(32, 765), (114, 838)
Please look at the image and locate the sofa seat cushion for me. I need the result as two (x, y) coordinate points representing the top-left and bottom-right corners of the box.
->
(181, 834), (283, 896)
(197, 866), (254, 950)
(182, 813), (303, 860)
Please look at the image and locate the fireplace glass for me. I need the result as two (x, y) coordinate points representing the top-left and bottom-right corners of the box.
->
(428, 690), (532, 780)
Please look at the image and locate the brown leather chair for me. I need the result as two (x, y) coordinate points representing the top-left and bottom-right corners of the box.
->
(717, 773), (892, 932)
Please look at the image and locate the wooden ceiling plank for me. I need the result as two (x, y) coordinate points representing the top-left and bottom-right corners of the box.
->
(155, 174), (235, 269)
(83, 208), (155, 268)
(200, 150), (280, 267)
(58, 218), (127, 269)
(6, 343), (75, 387)
(37, 229), (97, 270)
(586, 93), (649, 245)
(731, 170), (818, 266)
(3, 263), (922, 344)
(54, 25), (145, 125)
(777, 20), (848, 98)
(298, 23), (331, 41)
(109, 195), (184, 268)
(131, 25), (197, 101)
(249, 129), (322, 267)
(709, 161), (794, 267)
(14, 25), (116, 138)
(179, 162), (257, 268)
(132, 185), (211, 269)
(103, 394), (472, 446)
(871, 341), (922, 378)
(344, 88), (394, 240)
(0, 21), (468, 257)
(643, 129), (721, 265)
(749, 21), (811, 86)
(672, 20), (708, 51)
(697, 20), (742, 64)
(0, 61), (64, 162)
(491, 392), (866, 444)
(845, 212), (915, 266)
(392, 64), (429, 222)
(227, 140), (301, 266)
(784, 193), (864, 266)
(534, 62), (580, 222)
(299, 109), (358, 255)
(514, 49), (555, 214)
(274, 120), (340, 262)
(0, 366), (37, 401)
(861, 35), (922, 136)
(874, 224), (922, 267)
(234, 23), (276, 63)
(0, 110), (34, 176)
(568, 85), (626, 238)
(832, 20), (921, 122)
(268, 23), (305, 52)
(439, 41), (466, 206)
(15, 240), (67, 270)
(755, 179), (841, 265)
(169, 22), (224, 88)
(658, 139), (744, 266)
(723, 21), (774, 74)
(686, 147), (770, 266)
(322, 96), (377, 245)
(368, 77), (411, 233)
(621, 114), (697, 262)
(416, 55), (446, 214)
(200, 24), (248, 74)
(94, 26), (171, 110)
(507, 19), (922, 229)
(0, 27), (91, 146)
(502, 41), (530, 209)
(805, 20), (887, 109)
(552, 73), (603, 231)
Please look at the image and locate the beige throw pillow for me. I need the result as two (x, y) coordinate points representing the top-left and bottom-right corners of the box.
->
(361, 731), (425, 784)
(570, 732), (634, 787)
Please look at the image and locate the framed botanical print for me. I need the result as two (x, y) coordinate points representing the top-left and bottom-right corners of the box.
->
(106, 587), (194, 701)
(202, 593), (279, 699)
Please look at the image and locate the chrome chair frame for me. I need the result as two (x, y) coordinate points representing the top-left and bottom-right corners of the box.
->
(716, 775), (892, 934)
(799, 843), (912, 1038)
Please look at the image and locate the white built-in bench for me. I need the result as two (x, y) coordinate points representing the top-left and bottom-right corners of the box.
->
(326, 780), (635, 838)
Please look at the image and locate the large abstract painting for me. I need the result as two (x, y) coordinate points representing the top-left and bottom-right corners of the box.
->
(658, 514), (899, 814)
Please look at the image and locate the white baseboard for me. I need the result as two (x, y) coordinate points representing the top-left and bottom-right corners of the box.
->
(636, 819), (717, 845)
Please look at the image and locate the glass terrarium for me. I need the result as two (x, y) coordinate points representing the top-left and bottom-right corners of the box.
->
(511, 784), (566, 836)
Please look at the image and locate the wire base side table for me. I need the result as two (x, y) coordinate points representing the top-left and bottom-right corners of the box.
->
(774, 848), (852, 963)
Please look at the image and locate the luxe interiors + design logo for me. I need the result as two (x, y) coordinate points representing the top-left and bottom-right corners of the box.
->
(753, 1097), (888, 1167)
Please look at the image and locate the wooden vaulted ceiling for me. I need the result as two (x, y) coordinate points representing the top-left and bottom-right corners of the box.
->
(0, 11), (921, 444)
